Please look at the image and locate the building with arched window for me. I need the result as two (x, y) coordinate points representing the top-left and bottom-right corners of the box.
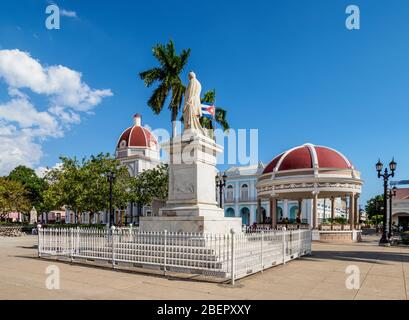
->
(114, 114), (161, 224)
(223, 163), (312, 226)
(65, 114), (161, 225)
(223, 163), (272, 226)
(392, 188), (409, 228)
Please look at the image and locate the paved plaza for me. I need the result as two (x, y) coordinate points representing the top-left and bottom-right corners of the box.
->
(0, 234), (408, 300)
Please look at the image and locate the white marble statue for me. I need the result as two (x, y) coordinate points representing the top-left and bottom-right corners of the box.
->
(29, 207), (37, 224)
(183, 71), (205, 135)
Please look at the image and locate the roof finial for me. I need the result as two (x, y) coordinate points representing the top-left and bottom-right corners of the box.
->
(134, 114), (141, 126)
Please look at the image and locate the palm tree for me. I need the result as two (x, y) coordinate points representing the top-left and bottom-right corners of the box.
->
(200, 89), (230, 132)
(139, 40), (191, 137)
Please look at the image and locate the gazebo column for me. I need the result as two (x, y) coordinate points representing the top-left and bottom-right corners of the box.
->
(298, 199), (302, 223)
(283, 199), (289, 218)
(313, 193), (318, 229)
(349, 193), (355, 230)
(354, 194), (360, 228)
(331, 197), (335, 230)
(270, 197), (277, 229)
(257, 197), (262, 224)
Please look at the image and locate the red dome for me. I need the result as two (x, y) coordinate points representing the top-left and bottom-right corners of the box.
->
(263, 144), (353, 174)
(117, 114), (157, 149)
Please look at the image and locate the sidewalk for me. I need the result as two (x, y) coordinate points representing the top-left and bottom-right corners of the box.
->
(0, 235), (408, 300)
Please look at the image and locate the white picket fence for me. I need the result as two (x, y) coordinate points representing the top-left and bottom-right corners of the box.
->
(38, 227), (312, 283)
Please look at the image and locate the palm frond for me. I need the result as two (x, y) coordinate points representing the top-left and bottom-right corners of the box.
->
(215, 107), (230, 131)
(139, 68), (165, 87)
(147, 82), (170, 114)
(139, 40), (191, 134)
(201, 89), (216, 104)
(152, 43), (170, 69)
(179, 49), (191, 71)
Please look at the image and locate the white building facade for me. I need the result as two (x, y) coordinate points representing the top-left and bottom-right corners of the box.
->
(392, 188), (409, 227)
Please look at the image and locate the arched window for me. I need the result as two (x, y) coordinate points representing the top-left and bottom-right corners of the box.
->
(289, 206), (299, 221)
(240, 207), (250, 226)
(225, 207), (235, 217)
(226, 185), (234, 202)
(277, 207), (283, 221)
(119, 140), (127, 149)
(241, 184), (249, 201)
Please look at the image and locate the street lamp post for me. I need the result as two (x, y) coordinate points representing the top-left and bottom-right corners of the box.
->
(387, 186), (397, 239)
(107, 171), (116, 227)
(376, 158), (397, 245)
(216, 172), (227, 208)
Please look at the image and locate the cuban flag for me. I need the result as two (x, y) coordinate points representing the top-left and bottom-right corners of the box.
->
(201, 103), (215, 119)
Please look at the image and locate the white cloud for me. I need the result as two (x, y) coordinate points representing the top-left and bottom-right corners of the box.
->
(0, 134), (42, 175)
(0, 49), (113, 175)
(60, 9), (77, 18)
(35, 162), (63, 178)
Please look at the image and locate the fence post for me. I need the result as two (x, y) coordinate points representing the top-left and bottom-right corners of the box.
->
(282, 227), (286, 265)
(230, 229), (235, 286)
(163, 230), (167, 276)
(260, 231), (264, 273)
(70, 228), (74, 262)
(298, 230), (301, 259)
(38, 226), (42, 258)
(111, 226), (116, 268)
(76, 227), (80, 256)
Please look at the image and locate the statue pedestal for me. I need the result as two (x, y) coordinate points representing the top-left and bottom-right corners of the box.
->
(139, 131), (242, 234)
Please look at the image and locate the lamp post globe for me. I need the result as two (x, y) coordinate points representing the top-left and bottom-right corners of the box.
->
(389, 158), (397, 172)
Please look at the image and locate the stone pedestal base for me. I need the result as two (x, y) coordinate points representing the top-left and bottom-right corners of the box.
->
(139, 132), (243, 234)
(139, 215), (242, 234)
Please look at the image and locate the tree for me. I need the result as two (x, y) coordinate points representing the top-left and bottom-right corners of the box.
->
(365, 194), (384, 220)
(44, 153), (131, 224)
(129, 164), (168, 216)
(200, 89), (230, 132)
(365, 194), (385, 230)
(8, 166), (47, 212)
(0, 178), (30, 220)
(43, 156), (84, 223)
(80, 153), (131, 223)
(139, 40), (191, 137)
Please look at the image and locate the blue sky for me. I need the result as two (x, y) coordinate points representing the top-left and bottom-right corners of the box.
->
(0, 0), (408, 206)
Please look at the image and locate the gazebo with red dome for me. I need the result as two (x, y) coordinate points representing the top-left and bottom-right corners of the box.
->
(256, 143), (363, 231)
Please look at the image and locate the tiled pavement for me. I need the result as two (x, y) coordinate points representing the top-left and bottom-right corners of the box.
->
(0, 234), (408, 300)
